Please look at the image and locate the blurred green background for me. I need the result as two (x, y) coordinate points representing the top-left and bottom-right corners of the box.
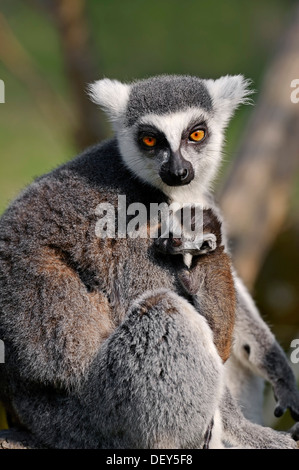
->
(0, 0), (299, 432)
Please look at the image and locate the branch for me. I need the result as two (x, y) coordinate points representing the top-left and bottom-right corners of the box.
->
(44, 0), (105, 149)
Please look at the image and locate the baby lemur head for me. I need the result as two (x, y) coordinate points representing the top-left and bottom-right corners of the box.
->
(154, 206), (223, 260)
(89, 74), (252, 203)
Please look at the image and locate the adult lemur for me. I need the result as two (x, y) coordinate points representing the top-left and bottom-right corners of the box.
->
(0, 74), (298, 449)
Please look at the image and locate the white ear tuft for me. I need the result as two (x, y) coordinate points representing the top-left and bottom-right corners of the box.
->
(205, 75), (254, 126)
(88, 78), (131, 123)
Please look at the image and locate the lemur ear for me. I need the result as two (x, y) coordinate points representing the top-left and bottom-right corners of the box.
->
(204, 75), (254, 126)
(88, 78), (131, 124)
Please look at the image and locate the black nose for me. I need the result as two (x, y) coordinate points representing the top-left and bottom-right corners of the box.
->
(159, 152), (194, 186)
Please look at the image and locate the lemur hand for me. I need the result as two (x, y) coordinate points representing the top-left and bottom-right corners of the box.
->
(273, 380), (299, 421)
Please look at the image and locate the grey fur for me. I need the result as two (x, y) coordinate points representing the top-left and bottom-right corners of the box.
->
(0, 74), (298, 449)
(126, 75), (213, 126)
(0, 139), (223, 448)
(7, 289), (223, 448)
(229, 276), (299, 422)
(220, 388), (297, 449)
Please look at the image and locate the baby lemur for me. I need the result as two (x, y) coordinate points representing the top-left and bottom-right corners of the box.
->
(155, 206), (235, 364)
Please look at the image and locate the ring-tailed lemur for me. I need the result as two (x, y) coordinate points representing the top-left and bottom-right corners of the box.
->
(0, 74), (298, 449)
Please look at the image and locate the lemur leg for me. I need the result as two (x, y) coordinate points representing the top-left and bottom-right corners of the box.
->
(11, 289), (223, 449)
(88, 289), (224, 449)
(218, 388), (297, 449)
(231, 275), (299, 421)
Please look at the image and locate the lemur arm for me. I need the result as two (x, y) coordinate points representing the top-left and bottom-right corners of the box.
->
(220, 387), (298, 449)
(207, 196), (299, 420)
(232, 274), (299, 421)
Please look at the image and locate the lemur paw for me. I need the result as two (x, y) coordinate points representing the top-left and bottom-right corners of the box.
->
(273, 383), (299, 421)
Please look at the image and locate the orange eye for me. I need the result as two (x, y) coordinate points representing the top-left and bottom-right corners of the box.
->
(142, 136), (157, 147)
(189, 129), (205, 142)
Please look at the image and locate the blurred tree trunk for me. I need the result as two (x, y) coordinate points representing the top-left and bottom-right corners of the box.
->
(46, 0), (105, 150)
(2, 0), (105, 150)
(0, 11), (74, 125)
(218, 4), (299, 290)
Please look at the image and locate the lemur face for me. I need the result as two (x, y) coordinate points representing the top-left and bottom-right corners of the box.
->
(134, 112), (208, 187)
(89, 75), (252, 202)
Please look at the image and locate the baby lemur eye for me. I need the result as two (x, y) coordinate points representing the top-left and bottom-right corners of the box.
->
(142, 136), (157, 147)
(189, 129), (205, 142)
